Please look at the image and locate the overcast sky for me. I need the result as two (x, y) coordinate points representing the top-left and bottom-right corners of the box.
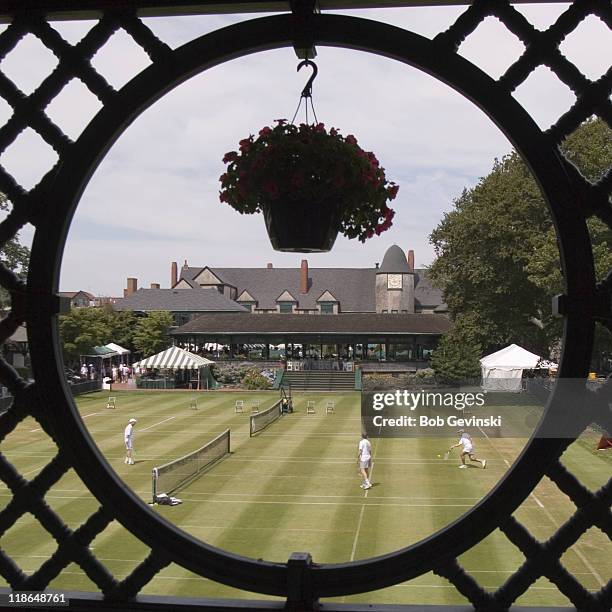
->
(0, 3), (609, 296)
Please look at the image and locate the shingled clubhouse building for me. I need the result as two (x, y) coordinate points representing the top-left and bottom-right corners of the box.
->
(115, 245), (450, 370)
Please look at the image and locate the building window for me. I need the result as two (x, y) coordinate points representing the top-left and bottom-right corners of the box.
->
(392, 309), (398, 314)
(173, 312), (190, 326)
(382, 309), (388, 313)
(216, 286), (224, 294)
(279, 303), (293, 313)
(242, 304), (252, 312)
(320, 302), (334, 314)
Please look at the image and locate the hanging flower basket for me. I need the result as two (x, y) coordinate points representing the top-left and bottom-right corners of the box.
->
(219, 120), (398, 253)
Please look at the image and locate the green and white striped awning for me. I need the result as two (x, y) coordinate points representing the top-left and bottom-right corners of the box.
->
(132, 346), (213, 371)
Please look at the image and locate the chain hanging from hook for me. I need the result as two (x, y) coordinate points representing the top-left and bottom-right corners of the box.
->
(291, 59), (319, 125)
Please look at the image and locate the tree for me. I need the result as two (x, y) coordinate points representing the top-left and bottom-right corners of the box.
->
(59, 307), (113, 366)
(430, 322), (482, 385)
(132, 311), (173, 357)
(106, 307), (137, 351)
(0, 193), (31, 308)
(429, 117), (612, 358)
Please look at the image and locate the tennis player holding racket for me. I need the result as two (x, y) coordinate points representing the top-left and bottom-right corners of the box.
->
(448, 430), (486, 469)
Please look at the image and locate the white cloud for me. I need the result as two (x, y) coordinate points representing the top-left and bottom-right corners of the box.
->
(0, 4), (604, 296)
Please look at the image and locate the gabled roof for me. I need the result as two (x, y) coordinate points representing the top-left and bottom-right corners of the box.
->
(114, 288), (248, 312)
(59, 290), (95, 300)
(237, 290), (256, 302)
(180, 266), (378, 311)
(276, 290), (297, 302)
(316, 290), (338, 302)
(180, 266), (442, 312)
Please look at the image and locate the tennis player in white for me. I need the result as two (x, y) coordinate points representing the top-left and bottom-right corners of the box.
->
(124, 418), (137, 465)
(449, 430), (486, 469)
(357, 433), (372, 489)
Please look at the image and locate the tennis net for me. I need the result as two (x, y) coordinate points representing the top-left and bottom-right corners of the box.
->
(250, 400), (282, 436)
(152, 428), (230, 501)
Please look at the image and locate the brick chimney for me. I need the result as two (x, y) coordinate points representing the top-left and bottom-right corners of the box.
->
(171, 261), (178, 287)
(151, 283), (160, 289)
(267, 263), (273, 269)
(126, 277), (137, 296)
(300, 259), (309, 294)
(407, 250), (415, 272)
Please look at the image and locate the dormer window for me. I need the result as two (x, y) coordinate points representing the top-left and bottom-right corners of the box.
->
(237, 290), (257, 312)
(276, 290), (297, 314)
(316, 290), (338, 314)
(320, 302), (334, 314)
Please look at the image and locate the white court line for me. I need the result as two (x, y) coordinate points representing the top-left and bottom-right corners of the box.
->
(349, 437), (379, 562)
(20, 487), (487, 501)
(0, 492), (478, 508)
(137, 416), (175, 432)
(157, 492), (486, 501)
(29, 411), (100, 432)
(477, 426), (604, 587)
(350, 506), (366, 562)
(0, 451), (505, 465)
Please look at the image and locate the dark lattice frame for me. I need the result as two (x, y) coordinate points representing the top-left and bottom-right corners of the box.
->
(0, 1), (610, 610)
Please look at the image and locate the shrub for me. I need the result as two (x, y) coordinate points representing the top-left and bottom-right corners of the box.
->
(210, 364), (252, 386)
(241, 367), (272, 390)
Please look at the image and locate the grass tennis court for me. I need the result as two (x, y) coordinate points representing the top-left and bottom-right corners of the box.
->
(1, 390), (609, 606)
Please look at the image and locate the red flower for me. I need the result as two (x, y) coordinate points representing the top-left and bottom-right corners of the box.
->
(219, 191), (229, 203)
(346, 134), (358, 145)
(222, 151), (238, 163)
(259, 127), (272, 137)
(314, 123), (326, 133)
(239, 138), (252, 153)
(263, 180), (279, 198)
(388, 184), (399, 200)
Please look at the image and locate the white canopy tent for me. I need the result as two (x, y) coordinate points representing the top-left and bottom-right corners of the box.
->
(105, 342), (130, 364)
(132, 346), (214, 389)
(133, 346), (213, 370)
(480, 344), (541, 392)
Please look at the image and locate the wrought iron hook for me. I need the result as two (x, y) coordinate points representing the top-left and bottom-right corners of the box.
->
(297, 59), (318, 99)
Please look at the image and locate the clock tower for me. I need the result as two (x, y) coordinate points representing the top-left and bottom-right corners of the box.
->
(375, 245), (415, 313)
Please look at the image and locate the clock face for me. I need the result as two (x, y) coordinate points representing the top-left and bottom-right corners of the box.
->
(387, 274), (403, 289)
